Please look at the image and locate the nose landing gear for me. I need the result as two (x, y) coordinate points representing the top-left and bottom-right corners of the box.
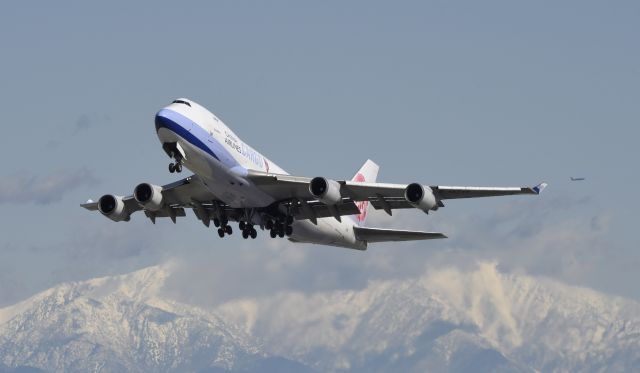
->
(163, 143), (185, 174)
(168, 162), (182, 173)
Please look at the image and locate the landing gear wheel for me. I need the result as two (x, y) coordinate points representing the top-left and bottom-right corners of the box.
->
(213, 218), (220, 228)
(225, 225), (232, 235)
(250, 228), (257, 239)
(175, 163), (182, 173)
(270, 229), (277, 238)
(169, 163), (176, 173)
(278, 229), (285, 238)
(242, 230), (249, 239)
(217, 228), (225, 238)
(285, 225), (293, 236)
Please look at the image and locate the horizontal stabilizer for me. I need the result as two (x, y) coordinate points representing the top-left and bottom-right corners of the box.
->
(354, 226), (447, 243)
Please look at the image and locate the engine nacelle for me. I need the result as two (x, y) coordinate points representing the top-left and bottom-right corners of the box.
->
(134, 183), (164, 211)
(404, 183), (437, 212)
(98, 194), (129, 222)
(309, 177), (342, 205)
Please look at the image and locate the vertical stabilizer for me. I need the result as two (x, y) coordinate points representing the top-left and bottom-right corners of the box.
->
(351, 159), (379, 226)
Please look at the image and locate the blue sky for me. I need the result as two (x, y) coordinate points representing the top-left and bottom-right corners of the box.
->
(0, 1), (638, 306)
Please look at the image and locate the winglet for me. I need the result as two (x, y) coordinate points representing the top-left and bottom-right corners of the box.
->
(532, 182), (548, 195)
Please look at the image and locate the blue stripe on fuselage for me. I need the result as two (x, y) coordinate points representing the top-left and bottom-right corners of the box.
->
(155, 109), (239, 169)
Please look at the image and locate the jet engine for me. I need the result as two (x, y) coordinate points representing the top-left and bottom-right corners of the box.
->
(134, 183), (164, 211)
(309, 177), (342, 205)
(404, 183), (437, 212)
(98, 194), (129, 221)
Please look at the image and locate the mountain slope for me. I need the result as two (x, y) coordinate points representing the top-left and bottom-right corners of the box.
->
(0, 266), (308, 373)
(215, 262), (640, 372)
(1, 263), (639, 372)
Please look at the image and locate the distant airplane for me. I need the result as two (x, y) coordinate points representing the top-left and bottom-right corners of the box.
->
(81, 98), (546, 250)
(570, 177), (586, 181)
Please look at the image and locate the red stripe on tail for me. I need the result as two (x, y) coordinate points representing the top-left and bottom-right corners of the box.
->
(353, 173), (368, 223)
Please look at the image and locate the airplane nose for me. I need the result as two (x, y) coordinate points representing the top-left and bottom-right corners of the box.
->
(155, 109), (174, 133)
(155, 108), (192, 134)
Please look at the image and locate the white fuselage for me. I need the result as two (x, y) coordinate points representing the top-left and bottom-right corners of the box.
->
(155, 99), (365, 249)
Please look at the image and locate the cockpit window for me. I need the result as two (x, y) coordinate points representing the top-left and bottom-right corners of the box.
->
(172, 99), (191, 107)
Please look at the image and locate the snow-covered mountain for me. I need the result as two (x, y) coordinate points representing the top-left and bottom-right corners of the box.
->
(0, 266), (307, 373)
(1, 263), (639, 373)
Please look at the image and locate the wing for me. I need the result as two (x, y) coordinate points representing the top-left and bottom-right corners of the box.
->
(81, 174), (364, 224)
(248, 170), (546, 216)
(81, 174), (225, 223)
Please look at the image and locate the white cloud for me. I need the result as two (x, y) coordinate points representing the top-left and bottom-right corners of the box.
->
(0, 168), (99, 205)
(72, 113), (112, 134)
(421, 262), (522, 348)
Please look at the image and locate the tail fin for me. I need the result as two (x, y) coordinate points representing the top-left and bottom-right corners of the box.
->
(351, 159), (379, 226)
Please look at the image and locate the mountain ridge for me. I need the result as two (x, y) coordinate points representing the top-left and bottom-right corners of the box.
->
(1, 262), (639, 372)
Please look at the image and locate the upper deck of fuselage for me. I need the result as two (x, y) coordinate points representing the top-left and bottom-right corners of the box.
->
(155, 98), (287, 175)
(158, 98), (234, 138)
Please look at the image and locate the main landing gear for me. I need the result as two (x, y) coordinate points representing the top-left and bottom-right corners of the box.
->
(209, 210), (293, 240)
(266, 216), (293, 239)
(239, 221), (257, 239)
(214, 217), (232, 238)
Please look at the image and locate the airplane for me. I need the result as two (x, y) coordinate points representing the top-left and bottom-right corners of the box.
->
(570, 177), (586, 181)
(81, 98), (547, 250)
